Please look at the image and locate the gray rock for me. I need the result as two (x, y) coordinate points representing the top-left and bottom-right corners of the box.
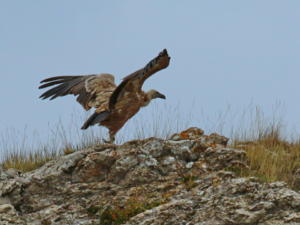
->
(0, 127), (299, 225)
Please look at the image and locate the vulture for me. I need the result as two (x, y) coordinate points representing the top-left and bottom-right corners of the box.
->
(39, 49), (170, 143)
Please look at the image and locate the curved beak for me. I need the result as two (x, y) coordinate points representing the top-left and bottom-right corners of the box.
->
(156, 92), (166, 99)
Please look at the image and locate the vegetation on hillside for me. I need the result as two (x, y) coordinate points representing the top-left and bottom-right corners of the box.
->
(1, 104), (300, 190)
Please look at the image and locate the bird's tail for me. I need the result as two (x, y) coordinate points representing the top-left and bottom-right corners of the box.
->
(81, 111), (110, 129)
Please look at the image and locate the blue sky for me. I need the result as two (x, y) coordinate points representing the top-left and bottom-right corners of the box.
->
(1, 1), (300, 156)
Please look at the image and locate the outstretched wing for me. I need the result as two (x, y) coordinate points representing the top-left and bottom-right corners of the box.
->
(39, 73), (116, 111)
(109, 49), (170, 109)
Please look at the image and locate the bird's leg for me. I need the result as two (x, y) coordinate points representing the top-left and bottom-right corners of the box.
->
(109, 133), (115, 143)
(103, 131), (115, 144)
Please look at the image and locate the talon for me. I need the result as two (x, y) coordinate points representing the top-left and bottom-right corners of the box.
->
(109, 132), (115, 144)
(102, 138), (112, 144)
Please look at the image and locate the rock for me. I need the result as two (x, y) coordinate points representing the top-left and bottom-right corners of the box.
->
(170, 127), (204, 140)
(0, 204), (24, 225)
(0, 127), (299, 225)
(0, 204), (15, 213)
(0, 167), (21, 180)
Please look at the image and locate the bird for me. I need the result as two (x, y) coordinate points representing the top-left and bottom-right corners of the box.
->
(39, 49), (170, 143)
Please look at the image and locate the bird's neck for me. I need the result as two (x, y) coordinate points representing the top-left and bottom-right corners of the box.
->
(141, 92), (152, 107)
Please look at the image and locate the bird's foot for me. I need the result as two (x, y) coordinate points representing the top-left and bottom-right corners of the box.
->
(102, 138), (113, 144)
(102, 133), (115, 144)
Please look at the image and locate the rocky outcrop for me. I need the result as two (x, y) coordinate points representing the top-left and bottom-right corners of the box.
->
(0, 127), (299, 225)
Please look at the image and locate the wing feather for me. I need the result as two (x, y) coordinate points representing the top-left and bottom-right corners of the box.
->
(40, 76), (80, 83)
(122, 49), (170, 84)
(109, 49), (170, 109)
(39, 74), (116, 110)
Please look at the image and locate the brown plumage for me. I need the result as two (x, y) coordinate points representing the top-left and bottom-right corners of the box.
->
(39, 49), (170, 143)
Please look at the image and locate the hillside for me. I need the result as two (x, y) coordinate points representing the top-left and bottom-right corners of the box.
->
(1, 127), (300, 225)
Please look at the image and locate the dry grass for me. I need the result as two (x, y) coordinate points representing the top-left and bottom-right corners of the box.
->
(228, 105), (300, 189)
(2, 149), (57, 172)
(232, 124), (300, 189)
(0, 103), (192, 172)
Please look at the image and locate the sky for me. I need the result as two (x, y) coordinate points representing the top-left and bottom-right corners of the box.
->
(1, 1), (300, 157)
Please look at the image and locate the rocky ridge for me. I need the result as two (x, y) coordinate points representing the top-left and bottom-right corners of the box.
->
(0, 127), (300, 225)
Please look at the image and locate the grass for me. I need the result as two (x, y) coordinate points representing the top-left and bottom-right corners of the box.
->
(226, 105), (300, 189)
(0, 103), (193, 172)
(98, 197), (164, 225)
(86, 186), (170, 225)
(2, 149), (56, 172)
(232, 126), (300, 188)
(1, 103), (300, 190)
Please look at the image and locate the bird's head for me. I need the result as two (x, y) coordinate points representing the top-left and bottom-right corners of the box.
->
(142, 89), (166, 107)
(147, 89), (166, 100)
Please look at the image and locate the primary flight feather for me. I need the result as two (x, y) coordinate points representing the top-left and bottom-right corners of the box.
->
(39, 49), (170, 143)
